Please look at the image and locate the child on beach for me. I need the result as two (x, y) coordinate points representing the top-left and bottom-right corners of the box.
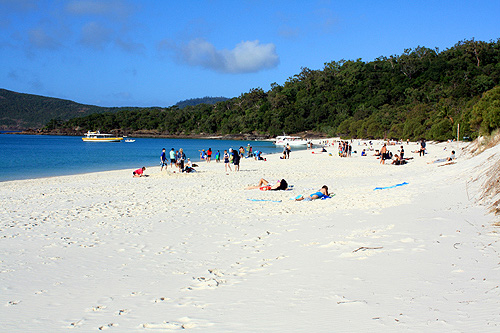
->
(133, 167), (146, 177)
(224, 150), (232, 172)
(160, 148), (167, 171)
(207, 148), (212, 163)
(215, 150), (220, 163)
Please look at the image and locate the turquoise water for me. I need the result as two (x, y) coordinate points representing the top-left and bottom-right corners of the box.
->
(0, 134), (298, 182)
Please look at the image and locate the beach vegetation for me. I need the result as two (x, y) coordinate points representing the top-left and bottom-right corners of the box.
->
(37, 38), (500, 140)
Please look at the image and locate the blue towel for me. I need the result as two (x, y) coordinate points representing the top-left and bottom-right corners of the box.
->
(247, 199), (282, 203)
(373, 182), (409, 190)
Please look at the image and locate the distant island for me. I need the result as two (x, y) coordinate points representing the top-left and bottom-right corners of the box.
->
(0, 89), (228, 130)
(2, 38), (500, 141)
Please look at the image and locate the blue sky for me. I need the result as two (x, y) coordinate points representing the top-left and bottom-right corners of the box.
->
(1, 0), (499, 107)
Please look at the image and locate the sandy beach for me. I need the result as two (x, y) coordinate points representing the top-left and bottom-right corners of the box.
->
(1, 140), (499, 331)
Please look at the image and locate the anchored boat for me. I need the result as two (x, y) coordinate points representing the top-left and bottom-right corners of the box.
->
(82, 131), (123, 142)
(273, 135), (308, 146)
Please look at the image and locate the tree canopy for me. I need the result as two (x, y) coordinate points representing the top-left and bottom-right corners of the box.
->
(42, 38), (500, 140)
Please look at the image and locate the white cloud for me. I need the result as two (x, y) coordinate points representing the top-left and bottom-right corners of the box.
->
(173, 39), (279, 74)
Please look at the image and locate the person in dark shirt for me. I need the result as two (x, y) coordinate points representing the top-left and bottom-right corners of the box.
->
(232, 148), (240, 171)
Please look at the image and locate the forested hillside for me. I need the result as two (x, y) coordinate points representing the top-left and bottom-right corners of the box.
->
(30, 39), (500, 139)
(176, 97), (228, 109)
(0, 89), (130, 129)
(0, 89), (228, 130)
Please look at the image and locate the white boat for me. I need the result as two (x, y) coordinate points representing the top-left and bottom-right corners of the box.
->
(273, 135), (308, 146)
(82, 131), (123, 142)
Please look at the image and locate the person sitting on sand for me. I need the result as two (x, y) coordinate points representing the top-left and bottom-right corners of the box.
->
(419, 139), (426, 156)
(391, 154), (406, 165)
(428, 150), (456, 164)
(246, 178), (288, 191)
(295, 185), (329, 201)
(133, 166), (146, 177)
(183, 158), (196, 173)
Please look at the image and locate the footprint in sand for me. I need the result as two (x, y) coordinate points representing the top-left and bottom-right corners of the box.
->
(153, 297), (170, 303)
(118, 309), (129, 315)
(68, 319), (84, 328)
(98, 323), (118, 330)
(88, 305), (107, 312)
(182, 269), (226, 291)
(143, 322), (181, 329)
(143, 317), (205, 330)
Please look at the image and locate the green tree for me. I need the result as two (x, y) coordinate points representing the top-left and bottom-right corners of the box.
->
(471, 86), (500, 134)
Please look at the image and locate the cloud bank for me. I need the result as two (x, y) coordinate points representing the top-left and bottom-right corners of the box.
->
(166, 39), (279, 74)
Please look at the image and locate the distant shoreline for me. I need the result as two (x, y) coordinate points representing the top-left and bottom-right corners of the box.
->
(7, 129), (331, 141)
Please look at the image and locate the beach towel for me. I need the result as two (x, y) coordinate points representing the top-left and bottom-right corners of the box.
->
(292, 194), (335, 200)
(247, 199), (282, 203)
(373, 182), (409, 190)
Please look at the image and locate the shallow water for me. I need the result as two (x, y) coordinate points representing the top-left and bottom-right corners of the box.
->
(0, 134), (300, 182)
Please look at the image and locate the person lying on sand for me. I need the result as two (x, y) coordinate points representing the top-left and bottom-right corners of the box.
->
(246, 178), (288, 191)
(295, 185), (329, 201)
(133, 167), (146, 177)
(428, 150), (456, 164)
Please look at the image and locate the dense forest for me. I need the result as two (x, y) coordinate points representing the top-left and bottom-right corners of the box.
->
(40, 39), (500, 139)
(176, 97), (228, 109)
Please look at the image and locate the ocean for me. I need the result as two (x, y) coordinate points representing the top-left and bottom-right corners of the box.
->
(0, 134), (302, 182)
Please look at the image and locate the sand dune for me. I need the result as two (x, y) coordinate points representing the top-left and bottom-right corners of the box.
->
(1, 140), (499, 331)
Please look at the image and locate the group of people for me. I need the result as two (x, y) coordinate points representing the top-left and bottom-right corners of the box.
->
(373, 139), (457, 166)
(375, 143), (410, 165)
(246, 178), (330, 201)
(281, 143), (291, 159)
(199, 148), (213, 162)
(155, 144), (261, 175)
(160, 148), (195, 173)
(338, 141), (352, 157)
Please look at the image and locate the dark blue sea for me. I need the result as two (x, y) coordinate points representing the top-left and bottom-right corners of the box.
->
(0, 134), (300, 182)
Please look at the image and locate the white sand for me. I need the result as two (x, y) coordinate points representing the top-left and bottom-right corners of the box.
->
(1, 140), (499, 331)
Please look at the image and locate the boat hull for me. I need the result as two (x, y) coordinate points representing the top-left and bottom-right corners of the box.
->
(82, 138), (123, 142)
(274, 141), (307, 146)
(273, 135), (308, 146)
